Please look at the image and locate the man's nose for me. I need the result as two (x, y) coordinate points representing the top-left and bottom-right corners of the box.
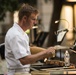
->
(34, 20), (38, 25)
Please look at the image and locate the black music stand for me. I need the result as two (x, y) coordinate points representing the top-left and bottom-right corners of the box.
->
(56, 29), (68, 60)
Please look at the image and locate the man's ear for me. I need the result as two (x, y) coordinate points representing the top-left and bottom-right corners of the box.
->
(23, 16), (27, 21)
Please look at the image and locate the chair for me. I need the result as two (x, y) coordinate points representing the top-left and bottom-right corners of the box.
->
(0, 43), (5, 60)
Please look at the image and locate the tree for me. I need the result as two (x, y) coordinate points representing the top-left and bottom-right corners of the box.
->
(47, 0), (65, 47)
(0, 0), (37, 21)
(0, 0), (19, 20)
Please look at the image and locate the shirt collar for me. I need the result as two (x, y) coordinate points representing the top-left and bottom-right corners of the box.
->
(13, 22), (25, 35)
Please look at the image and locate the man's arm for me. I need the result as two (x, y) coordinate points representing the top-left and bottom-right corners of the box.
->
(30, 46), (46, 54)
(19, 47), (55, 65)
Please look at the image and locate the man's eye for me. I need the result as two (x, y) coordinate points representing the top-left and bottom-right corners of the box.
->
(32, 19), (37, 21)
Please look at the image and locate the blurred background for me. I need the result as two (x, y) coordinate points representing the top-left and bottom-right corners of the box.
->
(0, 0), (76, 47)
(0, 0), (76, 74)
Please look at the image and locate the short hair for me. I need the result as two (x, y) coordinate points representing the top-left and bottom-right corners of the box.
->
(18, 4), (39, 21)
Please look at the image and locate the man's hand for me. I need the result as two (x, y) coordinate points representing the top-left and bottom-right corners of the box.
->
(46, 47), (55, 58)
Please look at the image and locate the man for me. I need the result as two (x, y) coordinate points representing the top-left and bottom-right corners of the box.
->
(5, 4), (55, 75)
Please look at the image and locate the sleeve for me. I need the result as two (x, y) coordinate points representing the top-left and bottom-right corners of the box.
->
(9, 35), (30, 59)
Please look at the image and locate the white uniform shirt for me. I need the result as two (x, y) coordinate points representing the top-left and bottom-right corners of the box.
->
(5, 23), (31, 75)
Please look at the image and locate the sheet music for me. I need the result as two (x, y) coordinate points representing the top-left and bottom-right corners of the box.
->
(57, 31), (66, 42)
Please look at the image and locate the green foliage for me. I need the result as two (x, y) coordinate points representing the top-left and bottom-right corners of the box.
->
(4, 0), (19, 12)
(0, 0), (37, 20)
(0, 0), (19, 20)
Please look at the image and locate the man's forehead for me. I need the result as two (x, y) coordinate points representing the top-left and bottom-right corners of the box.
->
(30, 13), (38, 17)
